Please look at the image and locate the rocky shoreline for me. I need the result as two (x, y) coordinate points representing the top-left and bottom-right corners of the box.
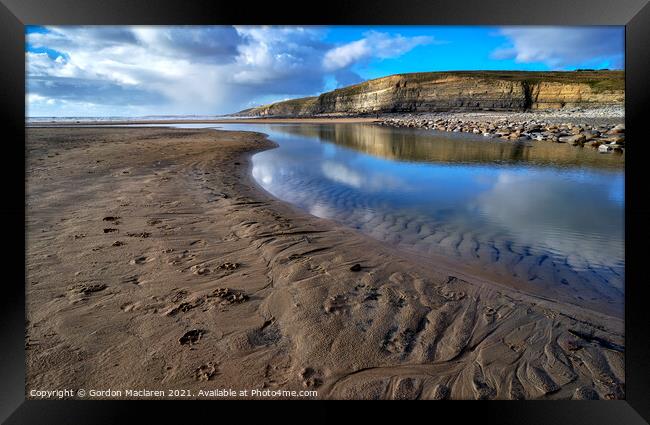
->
(378, 108), (625, 153)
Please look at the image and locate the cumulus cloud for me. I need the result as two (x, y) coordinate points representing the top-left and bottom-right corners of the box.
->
(26, 26), (265, 115)
(491, 26), (624, 69)
(230, 26), (327, 93)
(323, 31), (434, 71)
(132, 26), (241, 62)
(27, 26), (439, 117)
(24, 26), (336, 116)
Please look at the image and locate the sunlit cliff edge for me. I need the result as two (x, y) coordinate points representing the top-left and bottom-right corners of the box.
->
(234, 70), (624, 117)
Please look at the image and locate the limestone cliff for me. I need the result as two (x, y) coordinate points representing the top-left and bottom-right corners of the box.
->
(236, 71), (624, 116)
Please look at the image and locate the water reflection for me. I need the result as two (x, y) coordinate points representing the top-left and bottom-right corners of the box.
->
(272, 123), (625, 169)
(213, 122), (625, 315)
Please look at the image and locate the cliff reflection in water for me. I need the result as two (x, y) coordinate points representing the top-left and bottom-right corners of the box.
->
(269, 123), (624, 169)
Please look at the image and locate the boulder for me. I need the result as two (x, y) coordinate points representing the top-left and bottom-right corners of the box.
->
(581, 130), (600, 141)
(609, 124), (625, 134)
(558, 134), (586, 145)
(602, 135), (625, 145)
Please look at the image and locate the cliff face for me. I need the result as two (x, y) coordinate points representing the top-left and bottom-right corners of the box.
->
(238, 97), (319, 117)
(237, 71), (624, 116)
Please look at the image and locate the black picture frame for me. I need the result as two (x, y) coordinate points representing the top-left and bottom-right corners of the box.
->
(2, 0), (649, 423)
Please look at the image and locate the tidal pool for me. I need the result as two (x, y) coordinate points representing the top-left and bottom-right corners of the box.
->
(175, 122), (626, 316)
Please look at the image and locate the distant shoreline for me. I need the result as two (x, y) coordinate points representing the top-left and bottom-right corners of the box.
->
(26, 117), (382, 126)
(26, 106), (625, 152)
(26, 104), (624, 127)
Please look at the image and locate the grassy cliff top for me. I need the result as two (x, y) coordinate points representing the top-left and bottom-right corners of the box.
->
(330, 70), (624, 96)
(238, 96), (318, 115)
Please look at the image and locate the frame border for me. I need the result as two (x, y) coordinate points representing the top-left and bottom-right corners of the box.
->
(3, 0), (649, 423)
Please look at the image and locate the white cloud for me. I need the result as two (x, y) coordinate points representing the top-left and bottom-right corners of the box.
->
(323, 39), (369, 71)
(26, 26), (434, 116)
(26, 26), (336, 116)
(26, 93), (50, 104)
(323, 31), (434, 71)
(491, 27), (624, 69)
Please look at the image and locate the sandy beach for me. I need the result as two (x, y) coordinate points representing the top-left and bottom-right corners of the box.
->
(27, 117), (382, 126)
(26, 126), (624, 400)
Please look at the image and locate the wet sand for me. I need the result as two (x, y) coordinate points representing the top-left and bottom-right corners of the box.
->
(26, 126), (624, 400)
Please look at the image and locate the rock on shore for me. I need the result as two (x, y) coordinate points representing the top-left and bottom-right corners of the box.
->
(379, 109), (625, 152)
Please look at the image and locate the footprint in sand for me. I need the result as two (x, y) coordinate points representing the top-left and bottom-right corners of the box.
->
(122, 275), (140, 285)
(164, 294), (214, 316)
(68, 282), (107, 295)
(573, 386), (599, 400)
(168, 289), (188, 303)
(437, 279), (467, 301)
(126, 231), (151, 238)
(167, 250), (194, 266)
(190, 265), (211, 275)
(179, 329), (205, 346)
(212, 287), (248, 305)
(130, 256), (153, 265)
(324, 295), (350, 315)
(121, 302), (134, 312)
(299, 367), (323, 388)
(217, 262), (240, 271)
(193, 362), (219, 381)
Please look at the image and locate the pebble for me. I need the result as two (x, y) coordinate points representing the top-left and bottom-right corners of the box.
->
(378, 108), (624, 153)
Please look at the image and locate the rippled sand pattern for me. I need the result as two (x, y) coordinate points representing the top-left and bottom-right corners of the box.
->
(262, 170), (623, 316)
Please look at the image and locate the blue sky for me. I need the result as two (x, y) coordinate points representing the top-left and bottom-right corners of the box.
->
(25, 26), (624, 117)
